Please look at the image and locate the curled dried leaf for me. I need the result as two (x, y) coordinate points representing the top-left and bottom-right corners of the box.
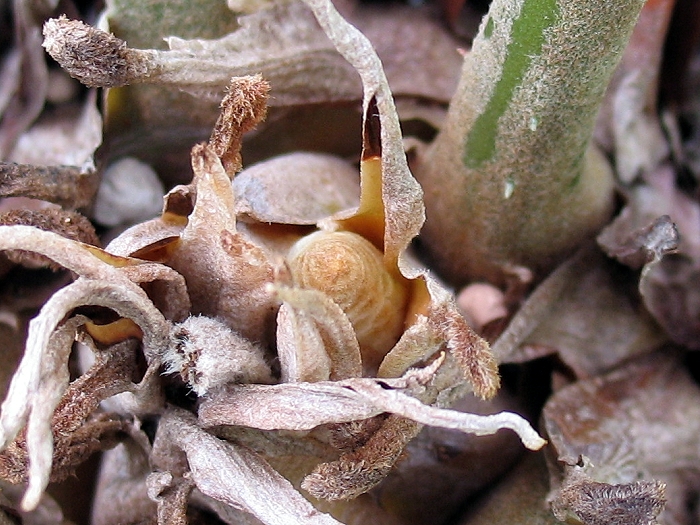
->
(155, 407), (344, 525)
(1, 320), (142, 511)
(0, 225), (190, 509)
(199, 368), (545, 451)
(598, 214), (679, 270)
(0, 208), (99, 270)
(597, 162), (700, 349)
(494, 245), (668, 377)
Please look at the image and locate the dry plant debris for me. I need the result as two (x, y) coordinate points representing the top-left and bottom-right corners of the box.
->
(0, 1), (547, 524)
(2, 0), (700, 524)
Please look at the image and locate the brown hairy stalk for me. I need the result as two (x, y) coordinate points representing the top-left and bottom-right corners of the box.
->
(209, 75), (270, 174)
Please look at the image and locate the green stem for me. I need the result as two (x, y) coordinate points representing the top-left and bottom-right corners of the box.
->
(416, 0), (645, 286)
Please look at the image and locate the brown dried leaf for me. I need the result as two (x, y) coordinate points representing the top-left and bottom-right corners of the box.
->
(106, 220), (187, 261)
(0, 208), (99, 247)
(155, 407), (344, 525)
(593, 0), (675, 183)
(349, 3), (462, 104)
(598, 163), (700, 349)
(493, 246), (667, 378)
(210, 425), (337, 463)
(543, 352), (700, 525)
(597, 214), (679, 270)
(428, 296), (500, 399)
(640, 253), (700, 350)
(376, 315), (443, 379)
